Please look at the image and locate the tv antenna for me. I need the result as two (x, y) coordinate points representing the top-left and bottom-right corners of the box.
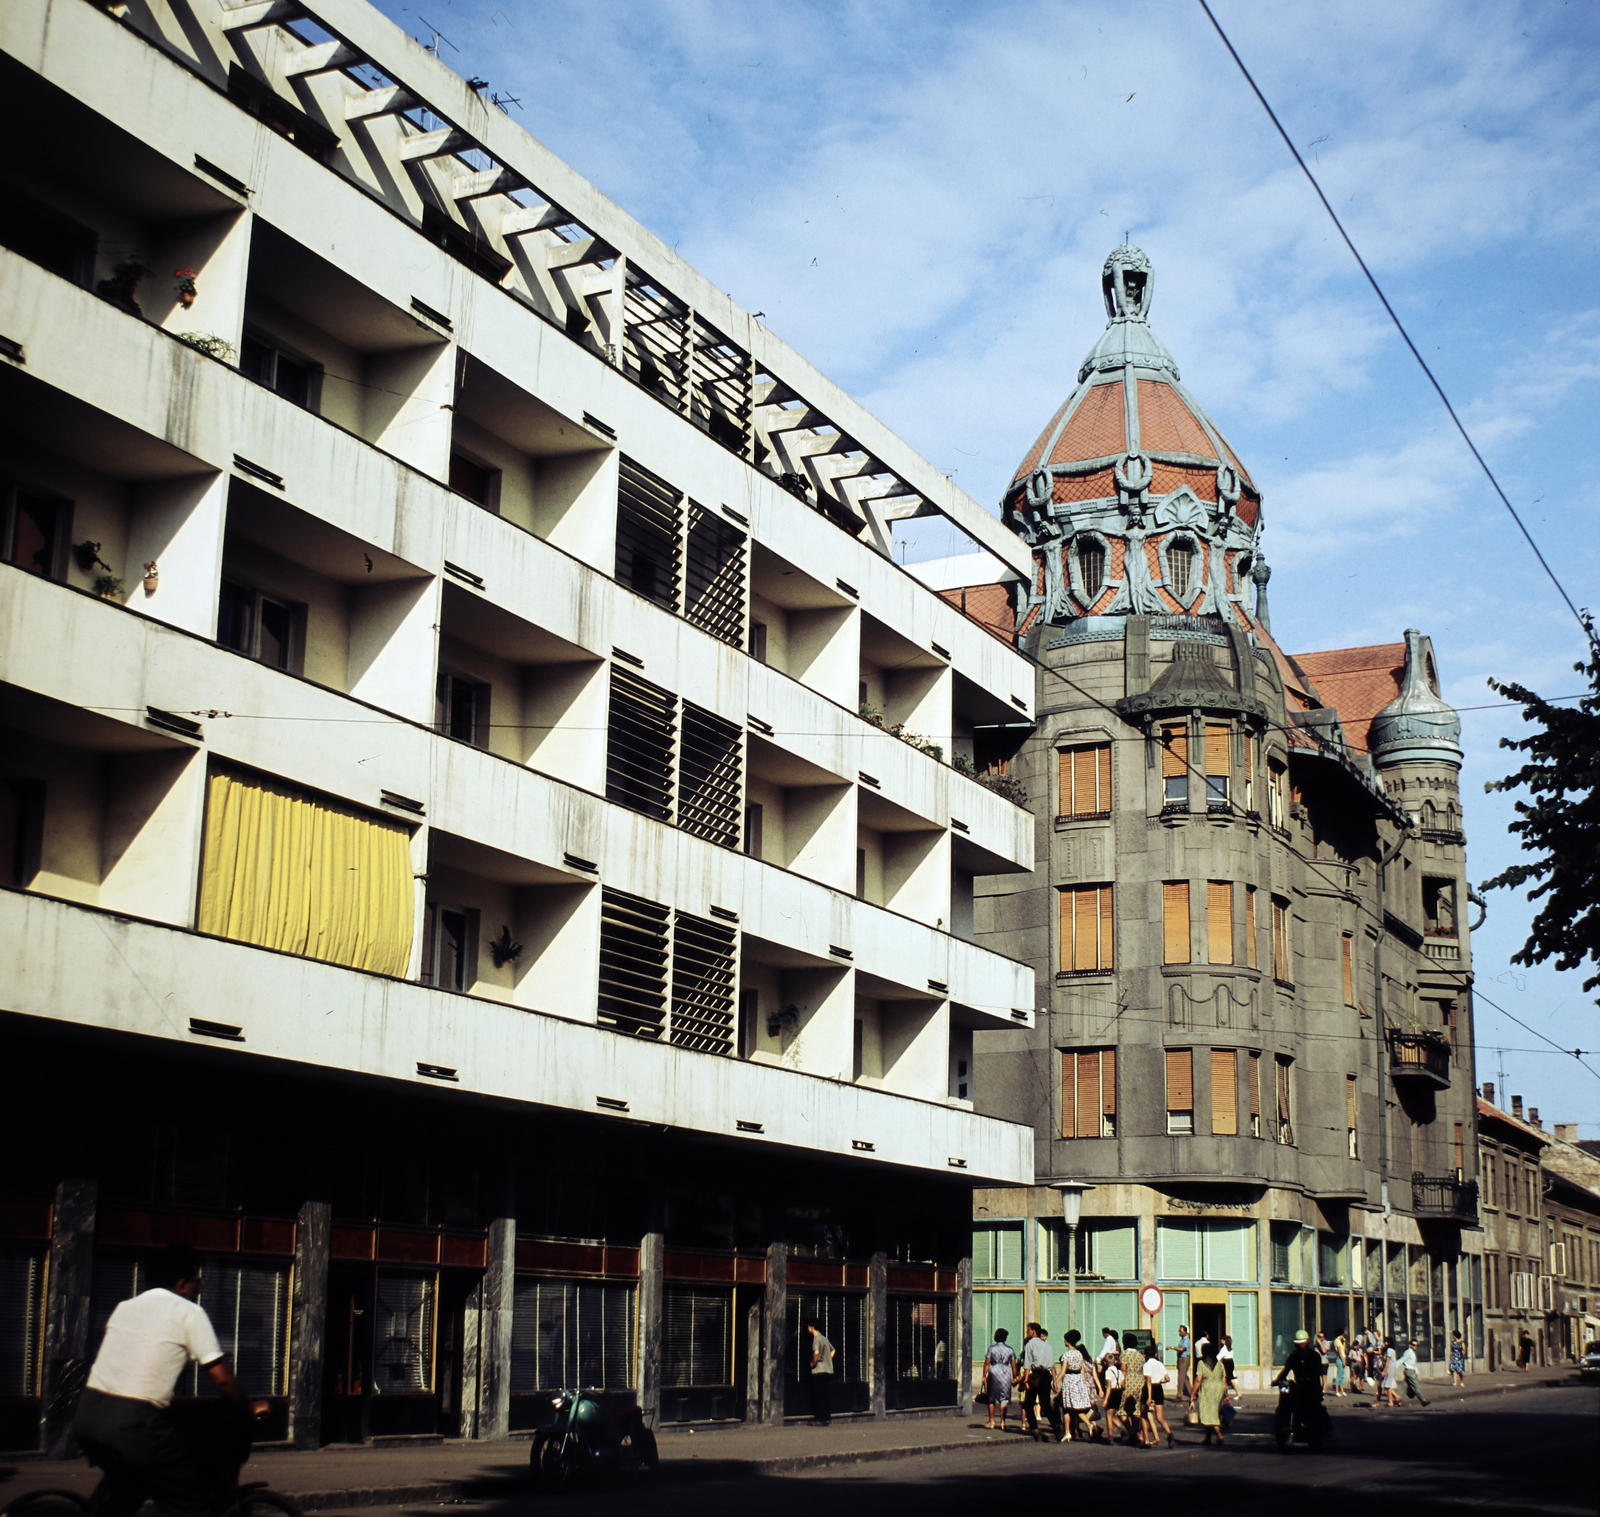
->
(416, 17), (457, 55)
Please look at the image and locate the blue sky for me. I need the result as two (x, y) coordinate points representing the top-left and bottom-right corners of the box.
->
(376, 0), (1600, 1134)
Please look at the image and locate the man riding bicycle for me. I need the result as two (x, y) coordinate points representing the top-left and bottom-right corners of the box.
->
(74, 1243), (270, 1517)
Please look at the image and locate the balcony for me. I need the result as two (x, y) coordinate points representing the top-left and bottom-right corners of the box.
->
(1388, 1029), (1451, 1089)
(1411, 1172), (1479, 1223)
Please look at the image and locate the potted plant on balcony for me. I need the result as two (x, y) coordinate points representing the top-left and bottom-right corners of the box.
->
(173, 267), (198, 309)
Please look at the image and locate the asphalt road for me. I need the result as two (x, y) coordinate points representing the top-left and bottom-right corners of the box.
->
(318, 1385), (1599, 1517)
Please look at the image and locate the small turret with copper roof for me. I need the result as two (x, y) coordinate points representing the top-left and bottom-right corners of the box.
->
(1004, 245), (1266, 630)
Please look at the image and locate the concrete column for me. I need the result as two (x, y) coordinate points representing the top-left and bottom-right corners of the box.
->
(762, 1241), (787, 1426)
(289, 1200), (330, 1451)
(40, 1178), (97, 1456)
(743, 1293), (763, 1424)
(1023, 1204), (1037, 1326)
(869, 1251), (888, 1420)
(478, 1218), (516, 1440)
(957, 1255), (975, 1417)
(638, 1232), (663, 1429)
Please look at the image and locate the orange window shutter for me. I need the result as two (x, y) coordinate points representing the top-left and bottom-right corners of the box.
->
(1076, 1051), (1099, 1138)
(1453, 1123), (1464, 1171)
(1245, 888), (1258, 969)
(1163, 881), (1190, 964)
(1058, 888), (1072, 972)
(1277, 1058), (1292, 1122)
(1062, 1051), (1076, 1138)
(1099, 885), (1114, 970)
(1249, 1053), (1261, 1116)
(1161, 725), (1188, 778)
(1205, 723), (1230, 776)
(1167, 1048), (1193, 1111)
(1207, 881), (1233, 965)
(1346, 1076), (1358, 1130)
(1074, 888), (1098, 972)
(1058, 750), (1072, 816)
(1211, 1049), (1238, 1135)
(1102, 1048), (1116, 1116)
(1073, 748), (1095, 816)
(1096, 744), (1112, 811)
(1341, 935), (1354, 1005)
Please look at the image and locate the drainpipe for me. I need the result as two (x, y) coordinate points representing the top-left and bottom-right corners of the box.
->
(1374, 821), (1411, 1217)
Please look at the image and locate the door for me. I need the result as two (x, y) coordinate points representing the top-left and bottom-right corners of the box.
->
(1191, 1301), (1226, 1358)
(321, 1264), (374, 1445)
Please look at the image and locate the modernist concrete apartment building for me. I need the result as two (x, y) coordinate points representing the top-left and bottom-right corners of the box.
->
(961, 247), (1484, 1386)
(0, 0), (1042, 1449)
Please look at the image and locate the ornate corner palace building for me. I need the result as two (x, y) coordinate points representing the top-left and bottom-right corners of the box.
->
(966, 247), (1485, 1386)
(0, 0), (1044, 1448)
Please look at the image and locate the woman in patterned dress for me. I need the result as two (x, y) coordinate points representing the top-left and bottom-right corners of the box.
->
(983, 1329), (1017, 1431)
(1054, 1329), (1098, 1442)
(1448, 1329), (1466, 1386)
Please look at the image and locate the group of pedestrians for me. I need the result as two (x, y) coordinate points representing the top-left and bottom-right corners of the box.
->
(980, 1323), (1238, 1448)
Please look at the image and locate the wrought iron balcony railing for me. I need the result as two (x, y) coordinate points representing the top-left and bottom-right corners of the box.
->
(1411, 1172), (1479, 1222)
(1388, 1030), (1452, 1088)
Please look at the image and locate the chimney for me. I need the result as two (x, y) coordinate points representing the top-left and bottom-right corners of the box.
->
(1482, 1082), (1494, 1103)
(1555, 1123), (1578, 1142)
(1529, 1108), (1540, 1130)
(1511, 1095), (1523, 1120)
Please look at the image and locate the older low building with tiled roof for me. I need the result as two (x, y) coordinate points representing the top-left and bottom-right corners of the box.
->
(959, 247), (1484, 1385)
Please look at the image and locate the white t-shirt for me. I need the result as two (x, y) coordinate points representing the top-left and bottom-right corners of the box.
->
(87, 1289), (225, 1407)
(1143, 1355), (1166, 1383)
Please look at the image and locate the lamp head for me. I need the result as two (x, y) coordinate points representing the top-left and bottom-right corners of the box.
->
(1052, 1180), (1093, 1229)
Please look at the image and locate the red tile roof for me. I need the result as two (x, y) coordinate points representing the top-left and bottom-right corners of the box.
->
(1291, 643), (1405, 756)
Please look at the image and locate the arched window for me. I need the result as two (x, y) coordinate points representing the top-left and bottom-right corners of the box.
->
(1078, 540), (1105, 602)
(1168, 539), (1195, 599)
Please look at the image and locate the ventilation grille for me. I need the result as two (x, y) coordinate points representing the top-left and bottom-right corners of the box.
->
(670, 911), (737, 1057)
(598, 887), (670, 1040)
(678, 702), (743, 847)
(622, 271), (689, 411)
(683, 502), (747, 647)
(606, 667), (677, 822)
(690, 315), (753, 456)
(616, 456), (683, 611)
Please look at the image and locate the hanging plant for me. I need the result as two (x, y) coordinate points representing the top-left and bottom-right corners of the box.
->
(173, 268), (198, 308)
(488, 925), (524, 967)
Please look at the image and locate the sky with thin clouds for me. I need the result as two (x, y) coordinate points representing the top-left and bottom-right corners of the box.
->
(379, 0), (1600, 1133)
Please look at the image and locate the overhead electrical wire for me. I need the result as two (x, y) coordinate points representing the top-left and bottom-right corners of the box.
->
(1197, 0), (1598, 657)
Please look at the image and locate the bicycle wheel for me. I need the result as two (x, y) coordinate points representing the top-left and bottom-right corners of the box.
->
(232, 1489), (304, 1517)
(3, 1493), (92, 1517)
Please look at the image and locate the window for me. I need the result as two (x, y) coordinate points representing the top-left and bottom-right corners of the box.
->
(239, 331), (319, 410)
(597, 886), (670, 1039)
(1206, 881), (1233, 965)
(1157, 1219), (1257, 1283)
(2, 481), (70, 579)
(606, 667), (676, 822)
(1244, 886), (1258, 970)
(682, 503), (747, 647)
(1210, 1049), (1238, 1135)
(217, 580), (301, 672)
(1062, 1048), (1116, 1138)
(743, 803), (763, 858)
(0, 775), (46, 888)
(1049, 1218), (1137, 1280)
(1059, 884), (1114, 972)
(670, 910), (737, 1056)
(1204, 723), (1230, 805)
(1163, 881), (1191, 964)
(1267, 761), (1287, 830)
(1453, 1123), (1465, 1177)
(677, 702), (743, 847)
(1078, 539), (1106, 601)
(1509, 1271), (1533, 1310)
(1166, 1048), (1194, 1134)
(1160, 723), (1189, 806)
(448, 451), (499, 510)
(0, 184), (96, 283)
(1342, 933), (1355, 1006)
(1484, 1157), (1496, 1209)
(512, 1279), (636, 1393)
(972, 1225), (1024, 1282)
(1549, 1242), (1567, 1278)
(1242, 730), (1258, 813)
(420, 902), (478, 991)
(1248, 1051), (1262, 1138)
(1168, 538), (1195, 598)
(227, 63), (338, 161)
(1271, 897), (1291, 983)
(615, 456), (684, 610)
(663, 1286), (732, 1389)
(1347, 1076), (1359, 1158)
(1422, 876), (1457, 936)
(1059, 743), (1112, 817)
(1528, 1169), (1538, 1219)
(436, 671), (490, 746)
(1275, 1054), (1294, 1144)
(855, 848), (867, 900)
(749, 620), (768, 663)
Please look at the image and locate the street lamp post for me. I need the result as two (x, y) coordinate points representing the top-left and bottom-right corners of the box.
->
(1053, 1182), (1093, 1341)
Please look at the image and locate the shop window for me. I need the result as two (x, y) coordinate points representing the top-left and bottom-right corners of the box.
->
(0, 184), (96, 284)
(615, 455), (683, 611)
(2, 481), (70, 580)
(663, 1286), (732, 1388)
(217, 579), (303, 673)
(1059, 884), (1114, 972)
(1157, 1219), (1256, 1283)
(372, 1272), (434, 1394)
(890, 1297), (953, 1401)
(436, 671), (490, 747)
(1206, 881), (1233, 965)
(1160, 723), (1188, 806)
(1204, 722), (1230, 805)
(1049, 1219), (1137, 1280)
(597, 886), (669, 1039)
(786, 1291), (865, 1386)
(1059, 742), (1112, 817)
(1163, 881), (1191, 964)
(448, 451), (500, 510)
(1061, 1048), (1116, 1138)
(511, 1279), (636, 1392)
(669, 909), (736, 1056)
(420, 902), (478, 992)
(1210, 1049), (1238, 1135)
(1166, 1048), (1194, 1134)
(239, 330), (321, 411)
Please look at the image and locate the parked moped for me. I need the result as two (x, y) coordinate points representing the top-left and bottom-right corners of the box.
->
(530, 1389), (659, 1489)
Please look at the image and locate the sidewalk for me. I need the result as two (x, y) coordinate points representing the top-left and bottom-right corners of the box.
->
(1226, 1365), (1574, 1408)
(0, 1414), (1020, 1511)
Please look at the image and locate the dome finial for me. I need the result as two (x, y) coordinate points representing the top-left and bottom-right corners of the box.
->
(1102, 243), (1152, 321)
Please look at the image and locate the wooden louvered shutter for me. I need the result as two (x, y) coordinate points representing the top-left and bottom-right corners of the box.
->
(1166, 1048), (1193, 1113)
(1058, 750), (1072, 815)
(1074, 888), (1098, 972)
(1205, 723), (1230, 776)
(1076, 1051), (1099, 1138)
(1061, 1051), (1075, 1138)
(1073, 748), (1096, 816)
(1245, 887), (1258, 969)
(1099, 885), (1114, 970)
(1276, 1058), (1292, 1124)
(1102, 1048), (1116, 1119)
(1347, 1076), (1358, 1130)
(1161, 724), (1188, 777)
(1211, 1049), (1238, 1135)
(1058, 889), (1071, 972)
(1249, 1053), (1261, 1117)
(1341, 935), (1354, 1005)
(1098, 744), (1112, 811)
(1207, 881), (1233, 965)
(1163, 882), (1190, 964)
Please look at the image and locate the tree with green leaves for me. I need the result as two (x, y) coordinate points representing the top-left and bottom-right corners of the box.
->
(1482, 620), (1600, 1005)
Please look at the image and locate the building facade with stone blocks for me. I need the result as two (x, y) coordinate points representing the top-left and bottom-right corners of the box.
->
(962, 247), (1483, 1387)
(0, 0), (1041, 1449)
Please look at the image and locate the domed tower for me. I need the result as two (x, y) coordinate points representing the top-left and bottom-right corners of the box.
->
(1004, 245), (1267, 631)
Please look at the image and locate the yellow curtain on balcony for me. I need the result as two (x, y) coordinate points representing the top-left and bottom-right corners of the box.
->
(199, 769), (414, 976)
